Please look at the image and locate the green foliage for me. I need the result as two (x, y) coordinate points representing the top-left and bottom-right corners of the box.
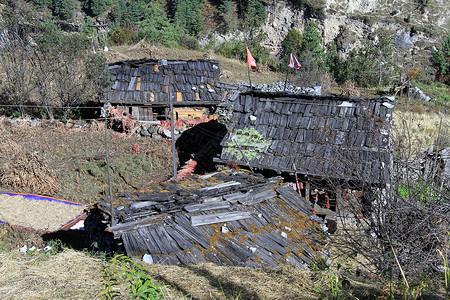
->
(173, 0), (204, 36)
(223, 128), (271, 161)
(98, 254), (166, 300)
(397, 182), (438, 203)
(309, 256), (329, 271)
(326, 44), (348, 84)
(110, 26), (135, 44)
(431, 35), (450, 85)
(84, 0), (112, 16)
(218, 0), (238, 32)
(136, 2), (182, 47)
(241, 0), (266, 27)
(215, 37), (270, 66)
(280, 29), (302, 70)
(32, 0), (51, 8)
(297, 21), (326, 72)
(50, 0), (76, 20)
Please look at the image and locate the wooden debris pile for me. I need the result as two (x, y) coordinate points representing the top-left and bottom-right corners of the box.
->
(96, 170), (327, 268)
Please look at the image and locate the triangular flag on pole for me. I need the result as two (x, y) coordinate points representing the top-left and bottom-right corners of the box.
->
(288, 53), (301, 69)
(245, 43), (257, 70)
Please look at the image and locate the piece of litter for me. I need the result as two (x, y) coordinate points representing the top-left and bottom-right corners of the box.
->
(19, 245), (27, 253)
(143, 254), (153, 264)
(281, 232), (288, 238)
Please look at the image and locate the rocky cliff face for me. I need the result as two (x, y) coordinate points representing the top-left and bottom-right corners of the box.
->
(257, 0), (449, 68)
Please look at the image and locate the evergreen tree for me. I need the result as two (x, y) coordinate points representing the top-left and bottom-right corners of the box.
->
(84, 0), (112, 17)
(111, 0), (127, 26)
(138, 1), (180, 46)
(281, 29), (302, 70)
(218, 0), (237, 32)
(32, 0), (51, 8)
(173, 0), (203, 36)
(239, 0), (266, 36)
(51, 0), (75, 20)
(299, 20), (326, 71)
(431, 35), (450, 84)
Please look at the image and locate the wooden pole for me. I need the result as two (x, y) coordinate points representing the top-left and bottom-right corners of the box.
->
(104, 117), (114, 226)
(284, 67), (290, 91)
(247, 64), (252, 89)
(169, 88), (177, 181)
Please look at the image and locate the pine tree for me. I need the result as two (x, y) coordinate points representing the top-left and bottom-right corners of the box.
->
(299, 20), (326, 70)
(173, 0), (203, 36)
(431, 35), (450, 84)
(84, 0), (112, 17)
(51, 0), (75, 20)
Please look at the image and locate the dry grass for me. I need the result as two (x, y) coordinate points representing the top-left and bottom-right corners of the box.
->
(0, 151), (60, 195)
(0, 122), (173, 204)
(340, 80), (361, 97)
(0, 249), (104, 300)
(140, 262), (329, 300)
(393, 110), (449, 153)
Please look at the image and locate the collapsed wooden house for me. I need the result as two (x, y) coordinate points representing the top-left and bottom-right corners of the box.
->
(102, 59), (236, 121)
(96, 170), (327, 267)
(215, 91), (395, 212)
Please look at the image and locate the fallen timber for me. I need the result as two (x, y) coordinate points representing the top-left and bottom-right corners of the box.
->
(96, 169), (328, 268)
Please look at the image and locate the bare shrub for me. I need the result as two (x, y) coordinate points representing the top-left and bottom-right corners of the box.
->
(340, 80), (361, 97)
(320, 73), (335, 95)
(330, 116), (450, 285)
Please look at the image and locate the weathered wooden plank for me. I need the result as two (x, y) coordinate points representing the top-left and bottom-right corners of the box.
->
(264, 231), (289, 247)
(108, 214), (169, 236)
(184, 201), (231, 213)
(285, 254), (308, 269)
(165, 227), (194, 250)
(172, 223), (210, 249)
(137, 228), (159, 254)
(130, 201), (159, 210)
(215, 243), (242, 265)
(200, 181), (241, 191)
(255, 205), (275, 223)
(220, 238), (257, 261)
(155, 226), (181, 254)
(189, 246), (208, 263)
(121, 232), (140, 256)
(250, 232), (289, 255)
(191, 211), (252, 226)
(175, 251), (192, 264)
(238, 189), (277, 206)
(147, 227), (169, 254)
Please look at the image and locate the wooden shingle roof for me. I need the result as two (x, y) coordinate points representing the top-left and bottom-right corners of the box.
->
(218, 92), (395, 185)
(103, 59), (230, 106)
(97, 170), (326, 267)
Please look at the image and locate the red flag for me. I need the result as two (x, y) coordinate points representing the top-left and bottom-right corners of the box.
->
(245, 43), (257, 70)
(289, 53), (301, 69)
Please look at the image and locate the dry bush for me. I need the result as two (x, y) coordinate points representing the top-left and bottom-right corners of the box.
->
(320, 73), (336, 95)
(341, 80), (361, 97)
(0, 150), (59, 195)
(203, 49), (215, 60)
(257, 63), (270, 74)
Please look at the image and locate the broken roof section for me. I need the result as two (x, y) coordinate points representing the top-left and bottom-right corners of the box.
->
(103, 59), (231, 105)
(218, 91), (395, 185)
(97, 170), (326, 268)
